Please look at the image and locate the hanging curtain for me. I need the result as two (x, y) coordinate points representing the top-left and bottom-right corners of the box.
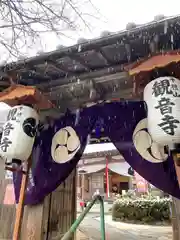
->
(12, 101), (180, 205)
(101, 101), (180, 199)
(13, 105), (98, 205)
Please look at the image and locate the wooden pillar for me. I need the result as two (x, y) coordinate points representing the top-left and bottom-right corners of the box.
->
(21, 203), (44, 240)
(77, 173), (81, 199)
(109, 174), (112, 197)
(171, 154), (180, 240)
(81, 174), (85, 201)
(171, 197), (180, 240)
(128, 177), (133, 190)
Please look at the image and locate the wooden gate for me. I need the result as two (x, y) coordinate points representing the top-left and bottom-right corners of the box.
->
(0, 161), (16, 240)
(0, 165), (77, 240)
(42, 169), (77, 239)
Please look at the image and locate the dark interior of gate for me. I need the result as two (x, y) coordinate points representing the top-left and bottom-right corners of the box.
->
(0, 15), (180, 239)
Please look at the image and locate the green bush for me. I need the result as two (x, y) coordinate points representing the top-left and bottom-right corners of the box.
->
(112, 197), (171, 224)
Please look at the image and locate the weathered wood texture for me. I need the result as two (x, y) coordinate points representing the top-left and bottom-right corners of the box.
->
(42, 169), (76, 239)
(0, 161), (16, 240)
(21, 203), (44, 240)
(171, 197), (180, 240)
(0, 167), (76, 240)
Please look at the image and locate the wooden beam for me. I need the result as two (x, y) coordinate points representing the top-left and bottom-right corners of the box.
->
(40, 87), (134, 116)
(78, 158), (124, 167)
(44, 79), (99, 97)
(36, 65), (127, 89)
(44, 72), (130, 98)
(81, 150), (120, 159)
(48, 84), (132, 103)
(39, 82), (136, 119)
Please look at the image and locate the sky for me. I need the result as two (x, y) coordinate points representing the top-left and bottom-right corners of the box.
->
(42, 0), (180, 50)
(1, 0), (180, 61)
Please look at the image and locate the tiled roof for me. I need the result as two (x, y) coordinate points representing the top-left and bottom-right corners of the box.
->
(0, 15), (180, 108)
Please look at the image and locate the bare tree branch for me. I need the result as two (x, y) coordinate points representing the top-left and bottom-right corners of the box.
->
(0, 0), (102, 61)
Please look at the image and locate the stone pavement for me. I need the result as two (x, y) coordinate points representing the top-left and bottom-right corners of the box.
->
(77, 201), (112, 214)
(78, 214), (172, 240)
(96, 215), (172, 240)
(76, 229), (89, 240)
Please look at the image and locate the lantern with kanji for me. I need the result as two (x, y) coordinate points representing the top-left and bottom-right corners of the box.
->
(144, 76), (180, 147)
(0, 105), (39, 164)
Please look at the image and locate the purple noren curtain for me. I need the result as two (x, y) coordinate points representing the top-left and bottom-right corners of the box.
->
(13, 101), (180, 205)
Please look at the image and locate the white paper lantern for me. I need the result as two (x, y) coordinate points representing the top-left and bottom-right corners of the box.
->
(0, 105), (39, 162)
(144, 76), (180, 146)
(0, 102), (11, 132)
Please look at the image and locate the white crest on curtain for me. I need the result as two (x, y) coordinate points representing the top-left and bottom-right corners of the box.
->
(51, 126), (80, 164)
(133, 118), (168, 163)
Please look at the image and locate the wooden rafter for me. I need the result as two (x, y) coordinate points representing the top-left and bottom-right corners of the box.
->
(94, 49), (114, 65)
(69, 54), (92, 71)
(46, 60), (70, 73)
